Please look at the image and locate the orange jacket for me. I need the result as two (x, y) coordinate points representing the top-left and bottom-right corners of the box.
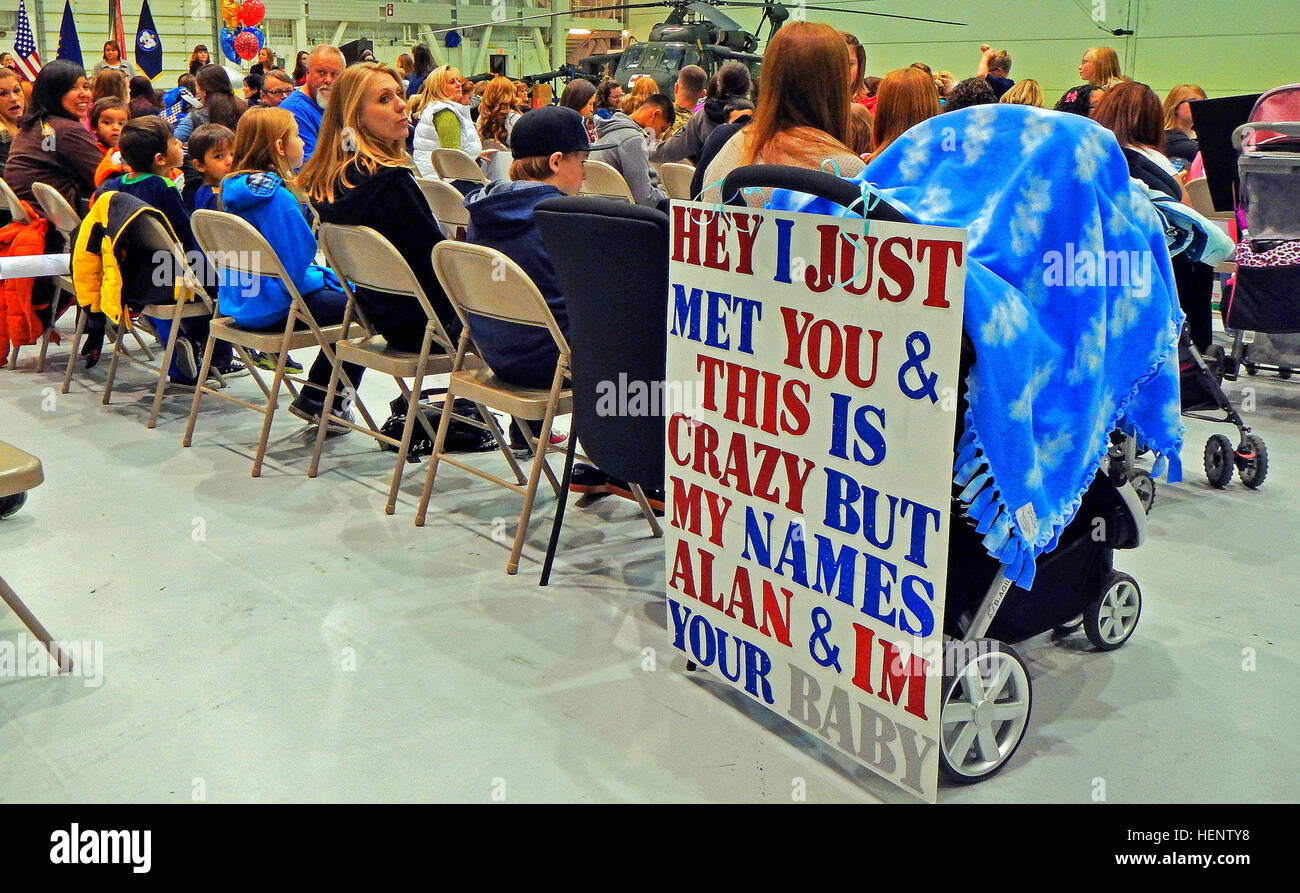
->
(0, 200), (52, 355)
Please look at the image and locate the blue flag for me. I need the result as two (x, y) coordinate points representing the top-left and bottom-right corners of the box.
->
(56, 0), (82, 68)
(134, 0), (162, 79)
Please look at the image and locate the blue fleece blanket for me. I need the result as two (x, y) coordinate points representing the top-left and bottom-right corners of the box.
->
(768, 105), (1184, 587)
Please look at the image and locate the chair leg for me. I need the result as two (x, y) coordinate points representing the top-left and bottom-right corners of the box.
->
(506, 404), (561, 575)
(182, 329), (220, 449)
(483, 405), (526, 485)
(628, 483), (664, 537)
(146, 307), (184, 429)
(539, 426), (578, 586)
(414, 389), (459, 527)
(101, 320), (128, 406)
(384, 373), (426, 515)
(307, 341), (347, 479)
(0, 574), (74, 674)
(60, 307), (86, 394)
(250, 348), (289, 478)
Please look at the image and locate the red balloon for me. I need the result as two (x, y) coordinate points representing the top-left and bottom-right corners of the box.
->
(239, 0), (265, 27)
(233, 30), (259, 61)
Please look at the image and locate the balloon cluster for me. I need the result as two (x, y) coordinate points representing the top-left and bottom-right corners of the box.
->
(220, 0), (265, 63)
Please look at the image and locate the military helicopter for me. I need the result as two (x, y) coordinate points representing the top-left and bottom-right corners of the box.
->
(426, 0), (965, 95)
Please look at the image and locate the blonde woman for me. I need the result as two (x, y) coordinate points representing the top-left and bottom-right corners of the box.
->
(1000, 78), (1045, 108)
(0, 68), (25, 170)
(1163, 83), (1207, 172)
(1079, 47), (1124, 88)
(410, 64), (483, 177)
(299, 62), (457, 348)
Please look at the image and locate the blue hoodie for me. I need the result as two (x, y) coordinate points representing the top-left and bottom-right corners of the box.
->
(217, 171), (337, 329)
(463, 179), (570, 388)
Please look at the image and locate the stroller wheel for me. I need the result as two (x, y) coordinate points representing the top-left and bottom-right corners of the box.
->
(1245, 362), (1258, 376)
(0, 491), (27, 520)
(1052, 614), (1084, 636)
(1084, 572), (1142, 651)
(1236, 433), (1268, 489)
(1129, 469), (1156, 514)
(1204, 434), (1235, 488)
(939, 639), (1032, 784)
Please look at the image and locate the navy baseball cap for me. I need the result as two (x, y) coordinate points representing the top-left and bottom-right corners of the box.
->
(509, 105), (617, 158)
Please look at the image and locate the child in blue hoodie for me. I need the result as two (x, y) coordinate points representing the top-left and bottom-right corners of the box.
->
(218, 106), (363, 429)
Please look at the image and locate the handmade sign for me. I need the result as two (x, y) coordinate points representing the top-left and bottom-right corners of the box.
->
(665, 202), (967, 801)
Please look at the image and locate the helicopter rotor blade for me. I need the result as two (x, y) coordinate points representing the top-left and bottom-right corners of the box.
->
(417, 2), (670, 37)
(714, 1), (967, 26)
(687, 1), (744, 31)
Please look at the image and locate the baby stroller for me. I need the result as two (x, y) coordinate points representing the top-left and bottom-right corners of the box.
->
(722, 165), (1150, 785)
(1179, 323), (1268, 489)
(1223, 83), (1300, 377)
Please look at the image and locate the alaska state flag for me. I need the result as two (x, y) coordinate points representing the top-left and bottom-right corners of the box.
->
(134, 0), (162, 79)
(57, 1), (83, 68)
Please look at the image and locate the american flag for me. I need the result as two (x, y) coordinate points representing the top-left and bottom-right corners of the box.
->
(13, 0), (42, 81)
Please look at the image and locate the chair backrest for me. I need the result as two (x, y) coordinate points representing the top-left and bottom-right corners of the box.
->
(431, 240), (567, 357)
(579, 159), (634, 202)
(533, 194), (669, 487)
(0, 177), (31, 223)
(32, 182), (81, 235)
(130, 211), (213, 303)
(432, 147), (485, 183)
(659, 162), (695, 201)
(318, 222), (453, 349)
(1185, 177), (1234, 220)
(417, 177), (470, 240)
(721, 163), (911, 222)
(191, 209), (303, 317)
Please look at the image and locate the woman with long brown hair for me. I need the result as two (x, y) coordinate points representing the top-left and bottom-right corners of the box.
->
(843, 31), (870, 107)
(189, 44), (211, 77)
(866, 67), (940, 164)
(1162, 83), (1207, 173)
(93, 40), (136, 79)
(175, 64), (248, 141)
(701, 21), (860, 200)
(0, 68), (26, 171)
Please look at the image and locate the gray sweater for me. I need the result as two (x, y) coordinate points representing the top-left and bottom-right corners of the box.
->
(591, 112), (667, 207)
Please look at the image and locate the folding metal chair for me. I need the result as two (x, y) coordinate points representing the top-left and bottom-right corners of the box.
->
(416, 241), (573, 574)
(2, 179), (73, 371)
(416, 177), (471, 241)
(312, 223), (519, 513)
(658, 162), (695, 201)
(579, 159), (635, 202)
(431, 147), (486, 185)
(182, 209), (345, 476)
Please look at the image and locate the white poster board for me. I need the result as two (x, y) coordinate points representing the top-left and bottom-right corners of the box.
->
(664, 202), (967, 801)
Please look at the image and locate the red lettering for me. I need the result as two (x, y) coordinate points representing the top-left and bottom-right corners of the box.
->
(878, 236), (915, 303)
(805, 224), (840, 293)
(781, 379), (811, 435)
(732, 212), (764, 276)
(806, 319), (843, 379)
(842, 326), (882, 388)
(671, 205), (702, 265)
(668, 413), (692, 468)
(702, 211), (730, 271)
(917, 239), (962, 309)
(696, 354), (726, 412)
(780, 307), (813, 370)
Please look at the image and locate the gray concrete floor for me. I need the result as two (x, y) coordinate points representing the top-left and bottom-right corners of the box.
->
(1, 332), (1296, 804)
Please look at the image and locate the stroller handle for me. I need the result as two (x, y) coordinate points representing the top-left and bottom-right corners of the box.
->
(1233, 121), (1300, 150)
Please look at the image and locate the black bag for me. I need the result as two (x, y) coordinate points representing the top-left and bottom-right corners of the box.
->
(379, 390), (498, 460)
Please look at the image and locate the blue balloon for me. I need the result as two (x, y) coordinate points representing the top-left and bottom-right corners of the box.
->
(220, 27), (238, 63)
(248, 27), (264, 51)
(445, 29), (461, 49)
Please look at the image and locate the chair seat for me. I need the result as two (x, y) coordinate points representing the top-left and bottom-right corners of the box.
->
(336, 334), (452, 376)
(448, 367), (572, 419)
(141, 301), (212, 319)
(0, 441), (43, 498)
(209, 319), (344, 351)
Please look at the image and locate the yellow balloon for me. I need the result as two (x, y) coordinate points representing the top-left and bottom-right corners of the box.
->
(221, 0), (240, 30)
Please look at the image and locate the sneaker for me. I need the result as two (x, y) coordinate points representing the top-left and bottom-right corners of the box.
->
(173, 337), (199, 381)
(511, 430), (567, 460)
(249, 350), (304, 374)
(288, 392), (353, 436)
(213, 359), (249, 378)
(568, 463), (611, 496)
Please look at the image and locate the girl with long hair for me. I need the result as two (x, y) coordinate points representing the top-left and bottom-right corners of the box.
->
(702, 22), (860, 199)
(218, 106), (361, 427)
(176, 64), (249, 141)
(299, 63), (457, 349)
(1000, 78), (1045, 108)
(1162, 83), (1207, 172)
(405, 43), (435, 97)
(866, 67), (940, 164)
(127, 75), (161, 118)
(478, 76), (523, 146)
(843, 31), (870, 106)
(559, 78), (597, 141)
(293, 50), (310, 86)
